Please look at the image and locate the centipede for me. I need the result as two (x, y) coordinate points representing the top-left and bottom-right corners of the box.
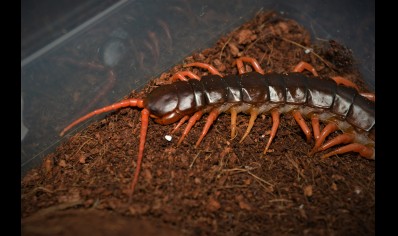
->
(60, 56), (375, 202)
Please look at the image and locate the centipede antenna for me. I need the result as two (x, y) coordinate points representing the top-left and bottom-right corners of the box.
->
(60, 98), (144, 136)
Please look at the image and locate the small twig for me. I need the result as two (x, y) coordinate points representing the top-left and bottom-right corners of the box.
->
(244, 37), (261, 54)
(71, 138), (93, 158)
(216, 184), (250, 189)
(261, 41), (274, 66)
(246, 171), (274, 187)
(286, 153), (305, 181)
(22, 201), (84, 223)
(222, 167), (274, 188)
(22, 186), (54, 199)
(189, 151), (201, 169)
(280, 37), (336, 71)
(219, 36), (232, 60)
(269, 198), (292, 203)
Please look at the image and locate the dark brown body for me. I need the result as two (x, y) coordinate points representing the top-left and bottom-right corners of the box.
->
(145, 72), (375, 139)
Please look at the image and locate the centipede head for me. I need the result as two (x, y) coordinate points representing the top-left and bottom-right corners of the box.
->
(144, 83), (185, 125)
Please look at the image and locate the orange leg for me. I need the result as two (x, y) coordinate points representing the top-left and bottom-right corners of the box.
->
(321, 143), (375, 160)
(318, 133), (354, 152)
(230, 107), (238, 139)
(239, 107), (259, 143)
(263, 109), (280, 155)
(177, 111), (203, 145)
(195, 109), (220, 147)
(309, 122), (338, 156)
(330, 77), (376, 101)
(128, 108), (150, 202)
(293, 61), (318, 76)
(235, 57), (265, 75)
(292, 110), (312, 143)
(60, 98), (145, 136)
(184, 62), (222, 76)
(229, 57), (264, 140)
(331, 76), (360, 91)
(76, 70), (116, 118)
(60, 98), (148, 202)
(55, 58), (117, 119)
(170, 115), (190, 134)
(170, 71), (200, 81)
(359, 92), (375, 102)
(294, 64), (375, 102)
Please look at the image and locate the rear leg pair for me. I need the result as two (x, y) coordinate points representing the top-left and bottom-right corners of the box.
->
(293, 61), (374, 159)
